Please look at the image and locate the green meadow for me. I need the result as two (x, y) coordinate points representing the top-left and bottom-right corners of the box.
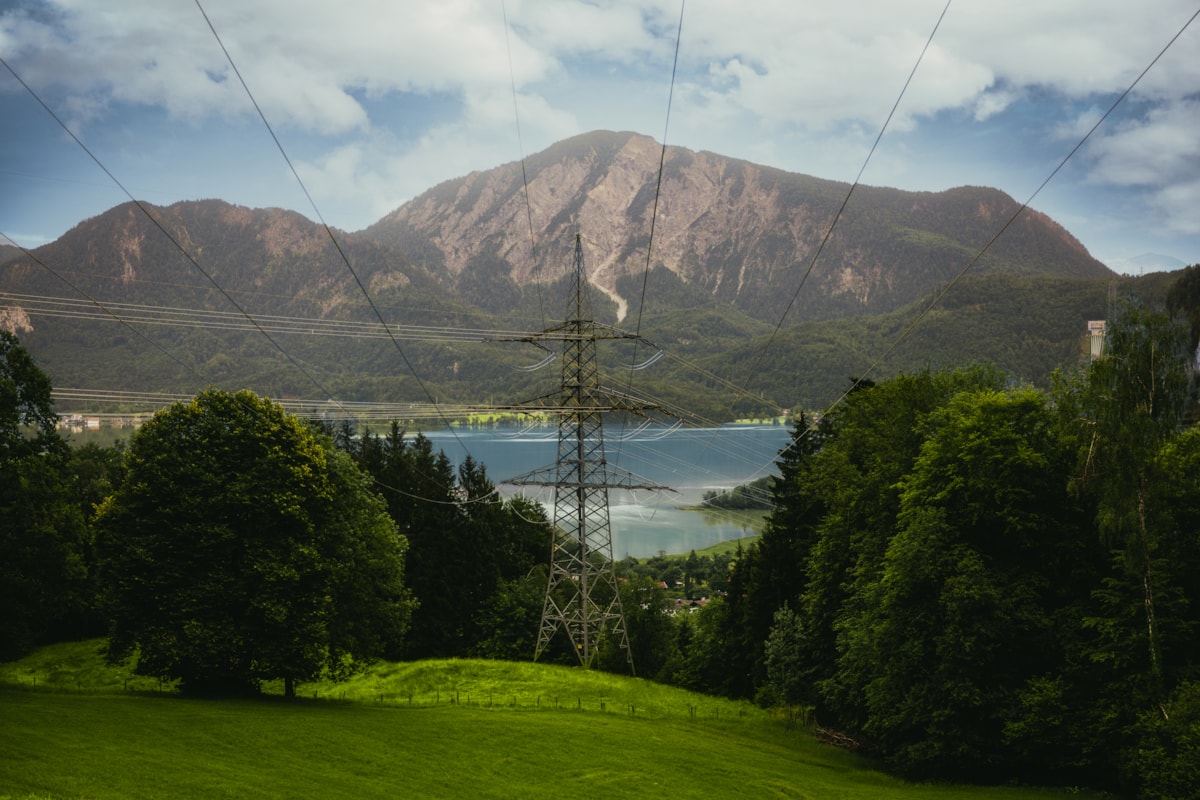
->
(0, 641), (1108, 800)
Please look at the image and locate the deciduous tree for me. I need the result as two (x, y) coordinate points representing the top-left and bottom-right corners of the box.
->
(0, 331), (90, 660)
(1060, 297), (1194, 699)
(96, 389), (412, 695)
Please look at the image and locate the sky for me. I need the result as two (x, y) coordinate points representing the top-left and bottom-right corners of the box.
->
(2, 0), (1199, 273)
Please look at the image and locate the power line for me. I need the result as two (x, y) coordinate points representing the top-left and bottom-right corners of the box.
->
(730, 0), (954, 413)
(851, 4), (1200, 384)
(193, 0), (475, 459)
(612, 0), (686, 463)
(655, 0), (955, 488)
(740, 3), (1200, 490)
(0, 53), (360, 424)
(628, 0), (686, 343)
(3, 44), (494, 513)
(500, 0), (545, 327)
(14, 263), (562, 329)
(191, 1), (535, 513)
(0, 230), (492, 513)
(0, 232), (206, 387)
(0, 291), (536, 341)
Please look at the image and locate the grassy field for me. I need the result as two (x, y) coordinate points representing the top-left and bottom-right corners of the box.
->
(1, 641), (1108, 800)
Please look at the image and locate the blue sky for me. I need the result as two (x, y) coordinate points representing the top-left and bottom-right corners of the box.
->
(2, 0), (1199, 273)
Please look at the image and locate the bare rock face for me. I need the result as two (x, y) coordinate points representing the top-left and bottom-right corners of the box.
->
(364, 130), (1110, 323)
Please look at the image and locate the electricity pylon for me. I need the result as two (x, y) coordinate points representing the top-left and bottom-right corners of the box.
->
(503, 234), (668, 671)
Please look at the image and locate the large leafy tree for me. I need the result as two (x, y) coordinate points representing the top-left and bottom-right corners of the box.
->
(850, 388), (1091, 778)
(96, 389), (412, 695)
(796, 366), (1005, 725)
(0, 331), (90, 660)
(0, 330), (60, 463)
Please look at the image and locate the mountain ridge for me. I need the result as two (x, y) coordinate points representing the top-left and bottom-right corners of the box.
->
(0, 131), (1135, 418)
(363, 130), (1111, 323)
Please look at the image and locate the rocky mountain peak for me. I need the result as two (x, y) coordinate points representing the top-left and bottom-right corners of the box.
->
(364, 130), (1110, 323)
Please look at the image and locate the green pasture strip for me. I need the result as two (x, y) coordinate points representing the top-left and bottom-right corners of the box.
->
(1, 642), (756, 722)
(687, 507), (769, 530)
(0, 686), (1102, 800)
(643, 531), (761, 561)
(696, 533), (759, 556)
(263, 657), (763, 722)
(0, 639), (175, 694)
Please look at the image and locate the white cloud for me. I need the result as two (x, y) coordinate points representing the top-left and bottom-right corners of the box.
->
(2, 0), (1199, 257)
(1154, 179), (1200, 236)
(8, 1), (1198, 149)
(973, 87), (1019, 122)
(1082, 98), (1200, 239)
(1086, 100), (1200, 186)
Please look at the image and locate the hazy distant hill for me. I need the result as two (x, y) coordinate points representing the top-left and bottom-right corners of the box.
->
(0, 131), (1139, 419)
(1107, 253), (1188, 275)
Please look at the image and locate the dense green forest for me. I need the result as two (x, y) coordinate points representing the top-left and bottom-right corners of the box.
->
(4, 268), (1200, 797)
(685, 289), (1200, 797)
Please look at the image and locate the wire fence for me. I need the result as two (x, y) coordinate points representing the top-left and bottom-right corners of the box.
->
(1, 673), (782, 727)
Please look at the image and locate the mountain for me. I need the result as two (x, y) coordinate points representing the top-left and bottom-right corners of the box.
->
(363, 130), (1112, 323)
(1107, 253), (1188, 275)
(0, 131), (1137, 420)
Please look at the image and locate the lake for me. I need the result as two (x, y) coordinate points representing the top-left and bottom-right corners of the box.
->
(422, 423), (792, 558)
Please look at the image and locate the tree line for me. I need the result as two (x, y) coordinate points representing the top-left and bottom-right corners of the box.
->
(660, 289), (1200, 797)
(0, 331), (551, 692)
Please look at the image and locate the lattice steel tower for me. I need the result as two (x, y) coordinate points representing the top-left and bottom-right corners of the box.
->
(505, 234), (667, 671)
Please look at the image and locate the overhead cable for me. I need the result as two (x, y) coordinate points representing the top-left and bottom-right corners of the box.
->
(742, 3), (1200, 486)
(728, 0), (954, 419)
(193, 0), (474, 459)
(0, 54), (361, 424)
(500, 0), (545, 326)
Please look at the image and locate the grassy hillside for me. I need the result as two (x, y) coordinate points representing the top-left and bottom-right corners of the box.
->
(2, 641), (1107, 799)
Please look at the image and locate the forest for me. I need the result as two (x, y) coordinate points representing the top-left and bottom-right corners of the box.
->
(3, 266), (1200, 798)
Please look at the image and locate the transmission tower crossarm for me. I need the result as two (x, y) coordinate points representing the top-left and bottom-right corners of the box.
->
(504, 463), (672, 493)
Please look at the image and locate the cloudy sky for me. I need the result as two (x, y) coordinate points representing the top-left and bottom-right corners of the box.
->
(2, 0), (1199, 272)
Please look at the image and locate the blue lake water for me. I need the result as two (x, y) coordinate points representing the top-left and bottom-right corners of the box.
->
(422, 424), (791, 557)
